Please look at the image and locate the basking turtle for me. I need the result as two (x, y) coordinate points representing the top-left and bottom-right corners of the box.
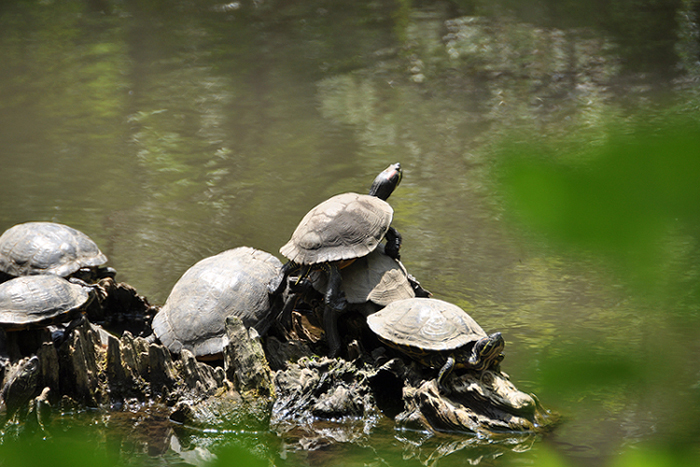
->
(152, 247), (282, 360)
(366, 298), (504, 391)
(270, 163), (403, 356)
(0, 222), (114, 283)
(303, 244), (426, 316)
(0, 275), (94, 332)
(274, 244), (421, 342)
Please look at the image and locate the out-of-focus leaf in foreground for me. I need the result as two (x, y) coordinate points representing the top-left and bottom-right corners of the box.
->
(498, 115), (700, 295)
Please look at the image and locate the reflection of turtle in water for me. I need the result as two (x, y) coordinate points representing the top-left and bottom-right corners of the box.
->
(0, 222), (115, 283)
(151, 247), (282, 360)
(367, 298), (504, 392)
(269, 163), (403, 357)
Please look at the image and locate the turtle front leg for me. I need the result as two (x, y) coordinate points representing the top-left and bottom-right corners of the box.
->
(384, 226), (402, 260)
(437, 356), (455, 394)
(323, 263), (347, 358)
(268, 261), (297, 297)
(0, 328), (9, 365)
(279, 264), (315, 330)
(407, 272), (431, 298)
(258, 261), (300, 336)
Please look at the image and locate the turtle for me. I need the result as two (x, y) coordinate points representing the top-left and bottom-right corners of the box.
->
(269, 163), (403, 357)
(0, 222), (115, 283)
(151, 247), (282, 360)
(0, 275), (94, 332)
(366, 298), (505, 392)
(298, 244), (428, 317)
(276, 244), (431, 353)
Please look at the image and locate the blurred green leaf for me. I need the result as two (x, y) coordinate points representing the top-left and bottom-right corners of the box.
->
(498, 115), (700, 291)
(612, 446), (700, 467)
(539, 349), (643, 391)
(0, 434), (119, 467)
(208, 443), (269, 467)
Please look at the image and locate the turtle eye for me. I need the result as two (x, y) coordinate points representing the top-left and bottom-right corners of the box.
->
(478, 337), (499, 357)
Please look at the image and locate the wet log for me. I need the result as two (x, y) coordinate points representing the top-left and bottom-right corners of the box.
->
(396, 369), (553, 434)
(0, 277), (557, 443)
(1, 356), (40, 419)
(223, 316), (274, 398)
(57, 322), (103, 406)
(268, 355), (384, 450)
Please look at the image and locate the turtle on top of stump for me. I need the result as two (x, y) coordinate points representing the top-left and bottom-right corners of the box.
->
(0, 274), (96, 365)
(269, 163), (403, 357)
(151, 247), (282, 361)
(294, 243), (427, 323)
(367, 297), (505, 392)
(0, 222), (115, 283)
(0, 275), (94, 332)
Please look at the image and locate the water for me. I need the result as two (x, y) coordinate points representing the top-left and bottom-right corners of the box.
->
(1, 0), (699, 465)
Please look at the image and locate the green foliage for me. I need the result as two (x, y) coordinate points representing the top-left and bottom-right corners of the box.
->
(498, 115), (700, 293)
(0, 433), (120, 467)
(496, 112), (700, 466)
(210, 443), (269, 467)
(0, 427), (270, 467)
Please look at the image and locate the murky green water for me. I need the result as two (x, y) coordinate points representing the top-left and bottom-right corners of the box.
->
(2, 0), (700, 465)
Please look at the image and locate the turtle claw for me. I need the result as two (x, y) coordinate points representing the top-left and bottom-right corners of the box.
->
(384, 226), (402, 260)
(407, 273), (431, 298)
(436, 356), (456, 394)
(288, 277), (315, 295)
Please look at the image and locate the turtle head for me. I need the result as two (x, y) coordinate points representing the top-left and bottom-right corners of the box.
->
(369, 163), (402, 200)
(468, 332), (505, 371)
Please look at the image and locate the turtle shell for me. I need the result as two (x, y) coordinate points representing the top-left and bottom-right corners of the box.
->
(311, 245), (415, 306)
(279, 192), (393, 265)
(152, 247), (282, 358)
(0, 275), (92, 330)
(0, 222), (108, 278)
(366, 298), (487, 353)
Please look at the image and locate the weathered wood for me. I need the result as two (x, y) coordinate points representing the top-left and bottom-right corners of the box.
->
(223, 316), (274, 398)
(396, 369), (552, 434)
(0, 278), (555, 442)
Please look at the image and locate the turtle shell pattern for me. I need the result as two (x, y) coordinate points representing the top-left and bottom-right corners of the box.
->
(366, 298), (487, 366)
(279, 192), (393, 265)
(0, 275), (91, 330)
(0, 222), (108, 278)
(311, 245), (414, 306)
(152, 247), (282, 358)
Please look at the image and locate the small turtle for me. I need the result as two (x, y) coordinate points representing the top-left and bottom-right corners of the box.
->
(302, 244), (426, 316)
(151, 247), (282, 360)
(279, 245), (431, 354)
(0, 275), (94, 332)
(274, 244), (421, 342)
(270, 163), (403, 356)
(366, 298), (504, 391)
(0, 222), (114, 283)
